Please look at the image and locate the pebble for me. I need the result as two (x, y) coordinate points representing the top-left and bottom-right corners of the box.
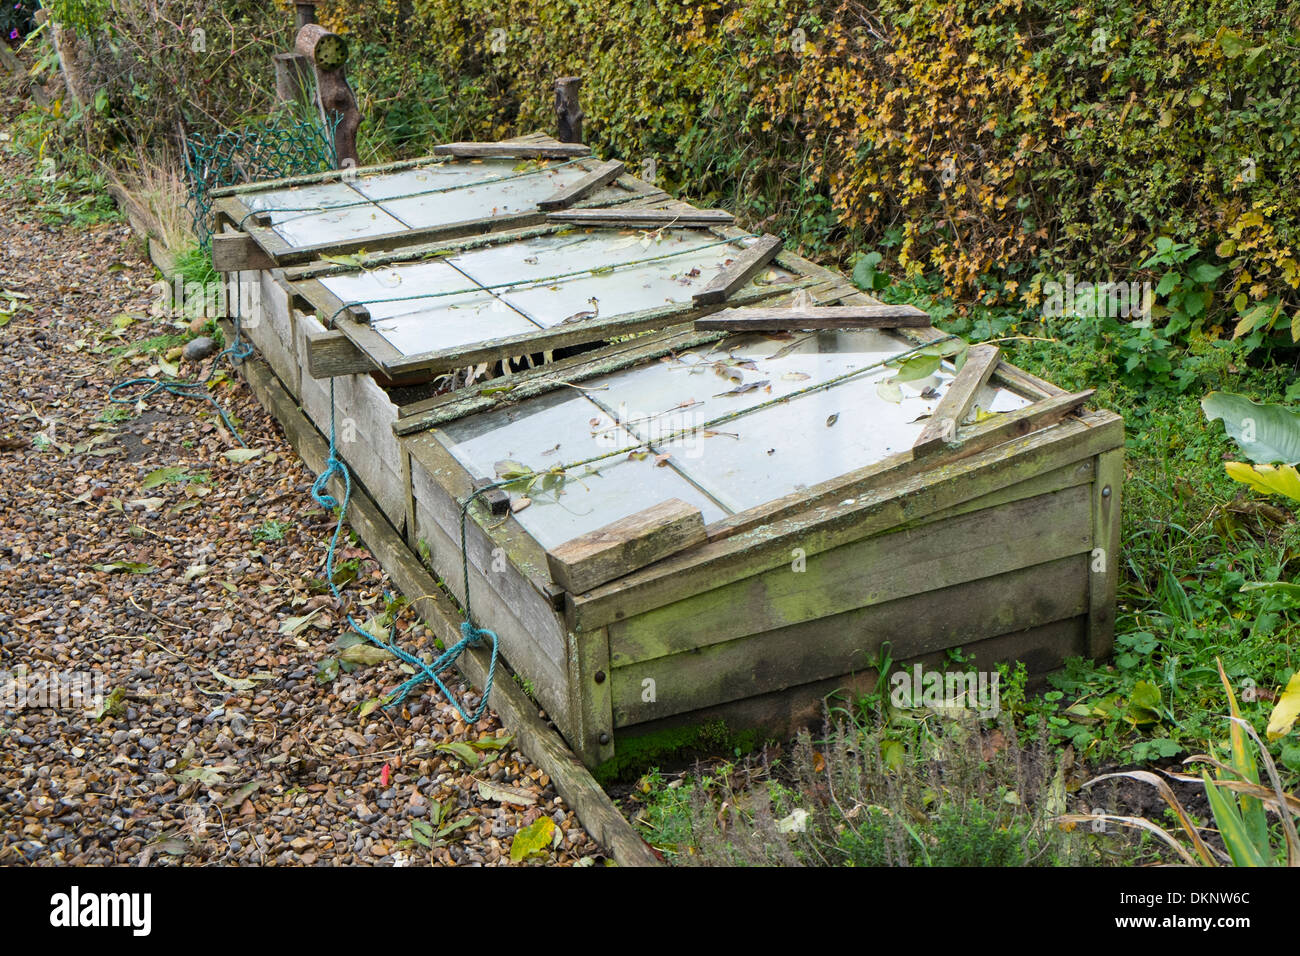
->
(182, 336), (218, 361)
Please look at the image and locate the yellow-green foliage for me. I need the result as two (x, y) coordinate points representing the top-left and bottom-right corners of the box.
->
(321, 0), (1298, 322)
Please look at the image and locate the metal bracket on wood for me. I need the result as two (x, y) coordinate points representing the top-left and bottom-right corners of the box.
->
(473, 478), (512, 516)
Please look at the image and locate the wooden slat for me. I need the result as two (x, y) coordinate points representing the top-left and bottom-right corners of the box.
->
(609, 616), (1087, 741)
(606, 483), (1094, 669)
(393, 327), (725, 435)
(537, 160), (626, 211)
(546, 208), (734, 227)
(696, 303), (930, 331)
(211, 232), (275, 272)
(367, 278), (813, 378)
(433, 142), (591, 158)
(692, 235), (783, 306)
(1088, 448), (1124, 659)
(912, 344), (1001, 457)
(611, 554), (1089, 725)
(301, 318), (375, 378)
(546, 500), (707, 595)
(567, 626), (616, 767)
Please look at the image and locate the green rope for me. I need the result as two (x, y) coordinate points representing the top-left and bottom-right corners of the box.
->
(326, 234), (760, 325)
(238, 157), (586, 231)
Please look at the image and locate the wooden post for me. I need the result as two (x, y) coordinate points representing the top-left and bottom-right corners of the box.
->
(294, 0), (319, 30)
(296, 24), (361, 168)
(273, 52), (314, 106)
(555, 76), (584, 145)
(274, 2), (318, 107)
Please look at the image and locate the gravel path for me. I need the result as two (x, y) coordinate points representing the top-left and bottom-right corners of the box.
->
(0, 90), (601, 866)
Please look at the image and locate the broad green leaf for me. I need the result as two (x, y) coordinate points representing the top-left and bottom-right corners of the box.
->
(509, 816), (555, 862)
(141, 465), (189, 489)
(1127, 680), (1162, 724)
(278, 607), (324, 635)
(1202, 392), (1300, 464)
(410, 820), (433, 847)
(1203, 770), (1266, 867)
(468, 734), (514, 752)
(1224, 461), (1300, 502)
(434, 817), (475, 840)
(1239, 580), (1300, 600)
(892, 354), (941, 383)
(1266, 671), (1300, 740)
(1189, 262), (1226, 284)
(435, 741), (481, 769)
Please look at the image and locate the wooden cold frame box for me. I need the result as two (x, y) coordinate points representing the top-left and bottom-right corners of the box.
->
(218, 136), (1124, 776)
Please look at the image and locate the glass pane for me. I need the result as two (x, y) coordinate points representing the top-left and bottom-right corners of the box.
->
(449, 230), (797, 328)
(440, 389), (729, 549)
(320, 261), (540, 356)
(245, 182), (405, 247)
(579, 329), (1033, 512)
(367, 160), (615, 230)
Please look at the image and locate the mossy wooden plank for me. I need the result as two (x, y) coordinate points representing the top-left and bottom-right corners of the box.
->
(611, 554), (1089, 725)
(433, 141), (591, 158)
(607, 484), (1093, 667)
(244, 269), (300, 398)
(547, 207), (734, 227)
(1088, 448), (1124, 658)
(301, 319), (375, 377)
(912, 344), (1000, 456)
(570, 411), (1122, 631)
(608, 616), (1088, 760)
(407, 487), (571, 727)
(903, 457), (1095, 528)
(696, 303), (930, 331)
(547, 500), (706, 594)
(538, 160), (626, 210)
(212, 232), (274, 272)
(692, 234), (783, 306)
(393, 327), (726, 435)
(375, 277), (814, 377)
(567, 627), (616, 766)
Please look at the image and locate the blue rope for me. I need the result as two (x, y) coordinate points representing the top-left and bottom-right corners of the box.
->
(108, 313), (255, 446)
(312, 378), (498, 723)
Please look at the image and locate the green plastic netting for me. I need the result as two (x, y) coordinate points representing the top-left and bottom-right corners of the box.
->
(183, 115), (339, 246)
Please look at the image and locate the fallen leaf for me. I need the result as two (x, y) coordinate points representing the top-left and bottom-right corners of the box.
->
(223, 448), (263, 463)
(477, 780), (537, 806)
(509, 816), (555, 861)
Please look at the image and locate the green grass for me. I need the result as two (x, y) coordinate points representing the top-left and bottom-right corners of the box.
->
(252, 519), (291, 543)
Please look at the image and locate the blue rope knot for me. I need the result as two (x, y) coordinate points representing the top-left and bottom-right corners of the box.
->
(460, 620), (492, 649)
(311, 454), (346, 511)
